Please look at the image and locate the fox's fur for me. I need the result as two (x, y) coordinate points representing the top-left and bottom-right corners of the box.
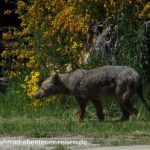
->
(34, 66), (150, 121)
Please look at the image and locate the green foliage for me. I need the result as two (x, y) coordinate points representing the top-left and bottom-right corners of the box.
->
(118, 20), (149, 75)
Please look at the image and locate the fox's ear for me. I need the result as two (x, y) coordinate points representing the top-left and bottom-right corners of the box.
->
(52, 73), (59, 84)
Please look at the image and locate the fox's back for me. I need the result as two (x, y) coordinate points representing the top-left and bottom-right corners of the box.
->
(79, 66), (140, 97)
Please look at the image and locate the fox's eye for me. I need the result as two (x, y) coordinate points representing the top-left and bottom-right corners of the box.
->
(42, 86), (49, 90)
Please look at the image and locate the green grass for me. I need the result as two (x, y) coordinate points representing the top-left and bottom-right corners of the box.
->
(0, 115), (150, 147)
(0, 115), (150, 138)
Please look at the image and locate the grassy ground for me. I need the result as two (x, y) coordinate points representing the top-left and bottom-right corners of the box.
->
(0, 84), (150, 146)
(0, 115), (150, 138)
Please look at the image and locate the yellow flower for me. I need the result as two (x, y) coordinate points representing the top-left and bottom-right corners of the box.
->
(4, 9), (12, 15)
(79, 43), (83, 48)
(72, 41), (78, 49)
(2, 33), (11, 40)
(22, 71), (41, 101)
(34, 72), (40, 77)
(17, 1), (26, 9)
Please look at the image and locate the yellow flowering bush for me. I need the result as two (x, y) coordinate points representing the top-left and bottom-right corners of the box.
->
(21, 71), (58, 107)
(21, 71), (41, 107)
(1, 0), (100, 75)
(22, 71), (40, 99)
(139, 2), (150, 18)
(104, 0), (149, 20)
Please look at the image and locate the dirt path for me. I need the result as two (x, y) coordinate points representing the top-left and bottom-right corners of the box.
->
(84, 145), (150, 150)
(0, 136), (149, 150)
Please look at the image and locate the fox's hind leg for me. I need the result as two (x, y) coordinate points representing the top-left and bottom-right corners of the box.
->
(120, 101), (138, 121)
(116, 83), (137, 121)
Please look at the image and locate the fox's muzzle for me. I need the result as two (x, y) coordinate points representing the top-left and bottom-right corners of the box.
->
(34, 90), (45, 99)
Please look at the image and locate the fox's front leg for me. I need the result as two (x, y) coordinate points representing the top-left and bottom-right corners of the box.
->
(75, 96), (88, 122)
(91, 98), (104, 121)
